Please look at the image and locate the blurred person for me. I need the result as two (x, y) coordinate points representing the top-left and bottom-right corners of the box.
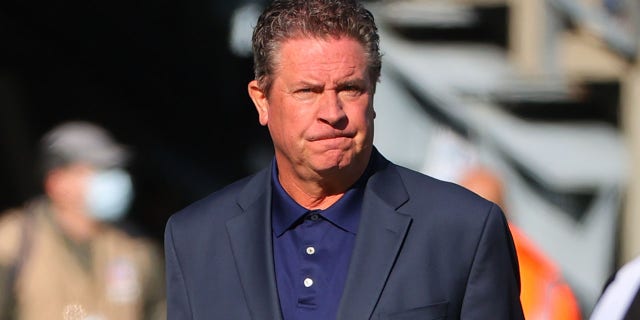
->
(459, 166), (582, 320)
(164, 0), (524, 319)
(590, 255), (640, 319)
(0, 121), (165, 320)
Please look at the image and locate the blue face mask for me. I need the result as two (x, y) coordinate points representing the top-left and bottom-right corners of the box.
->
(85, 168), (134, 222)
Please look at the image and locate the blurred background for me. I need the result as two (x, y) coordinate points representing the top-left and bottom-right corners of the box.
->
(0, 0), (273, 241)
(1, 0), (639, 317)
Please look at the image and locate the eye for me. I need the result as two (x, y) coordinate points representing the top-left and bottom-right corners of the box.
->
(292, 87), (318, 101)
(340, 85), (364, 97)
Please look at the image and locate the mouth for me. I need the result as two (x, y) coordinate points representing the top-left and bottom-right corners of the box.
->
(307, 132), (355, 141)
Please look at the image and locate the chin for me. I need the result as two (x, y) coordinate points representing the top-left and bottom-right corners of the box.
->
(312, 150), (358, 172)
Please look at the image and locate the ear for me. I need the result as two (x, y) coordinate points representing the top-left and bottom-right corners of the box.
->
(248, 80), (269, 126)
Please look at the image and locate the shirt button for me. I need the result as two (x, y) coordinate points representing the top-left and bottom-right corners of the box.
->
(309, 214), (320, 221)
(306, 246), (315, 255)
(304, 278), (314, 287)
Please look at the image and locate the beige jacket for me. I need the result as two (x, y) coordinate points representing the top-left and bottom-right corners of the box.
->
(0, 198), (165, 320)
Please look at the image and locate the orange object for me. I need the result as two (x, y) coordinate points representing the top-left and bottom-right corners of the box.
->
(511, 224), (582, 320)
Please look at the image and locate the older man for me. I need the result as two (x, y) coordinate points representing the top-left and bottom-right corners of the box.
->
(164, 0), (524, 319)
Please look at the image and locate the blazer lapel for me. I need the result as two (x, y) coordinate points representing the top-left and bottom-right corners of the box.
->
(336, 156), (412, 320)
(226, 168), (283, 320)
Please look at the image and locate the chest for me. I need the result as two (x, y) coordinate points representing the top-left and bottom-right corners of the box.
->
(15, 224), (145, 320)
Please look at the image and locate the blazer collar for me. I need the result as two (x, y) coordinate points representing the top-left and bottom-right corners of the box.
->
(336, 150), (413, 320)
(226, 164), (283, 320)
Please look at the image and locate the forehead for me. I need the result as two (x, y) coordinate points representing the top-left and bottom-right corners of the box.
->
(273, 37), (368, 77)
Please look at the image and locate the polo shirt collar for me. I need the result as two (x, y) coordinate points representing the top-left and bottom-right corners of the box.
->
(271, 160), (370, 237)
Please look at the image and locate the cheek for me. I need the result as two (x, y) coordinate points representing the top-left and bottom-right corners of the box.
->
(59, 175), (90, 207)
(276, 102), (315, 131)
(268, 105), (304, 145)
(351, 103), (375, 128)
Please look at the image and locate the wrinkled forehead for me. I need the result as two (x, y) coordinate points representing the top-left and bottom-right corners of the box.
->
(271, 35), (369, 71)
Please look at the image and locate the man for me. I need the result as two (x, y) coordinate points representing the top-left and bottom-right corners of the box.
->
(0, 121), (165, 320)
(164, 0), (524, 319)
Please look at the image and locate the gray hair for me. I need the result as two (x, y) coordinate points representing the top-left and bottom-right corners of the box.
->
(251, 0), (382, 94)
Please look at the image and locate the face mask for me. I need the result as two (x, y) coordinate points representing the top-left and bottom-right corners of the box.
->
(85, 168), (134, 222)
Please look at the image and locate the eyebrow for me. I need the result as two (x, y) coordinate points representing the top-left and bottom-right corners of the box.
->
(335, 79), (367, 90)
(290, 78), (368, 91)
(295, 80), (324, 88)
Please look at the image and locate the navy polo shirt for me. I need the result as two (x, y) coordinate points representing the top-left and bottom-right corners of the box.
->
(271, 162), (368, 320)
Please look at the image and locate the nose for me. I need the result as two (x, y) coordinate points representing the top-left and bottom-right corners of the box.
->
(317, 91), (347, 128)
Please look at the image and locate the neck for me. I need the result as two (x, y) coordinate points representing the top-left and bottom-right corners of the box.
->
(277, 179), (346, 210)
(276, 156), (370, 210)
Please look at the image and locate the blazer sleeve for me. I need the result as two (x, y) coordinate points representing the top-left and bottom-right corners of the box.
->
(165, 217), (194, 320)
(460, 204), (524, 319)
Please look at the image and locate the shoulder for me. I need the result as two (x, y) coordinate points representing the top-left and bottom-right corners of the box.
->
(0, 199), (49, 265)
(392, 164), (495, 214)
(380, 163), (507, 243)
(0, 207), (27, 265)
(366, 152), (502, 228)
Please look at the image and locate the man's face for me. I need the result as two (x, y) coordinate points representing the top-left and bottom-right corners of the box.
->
(249, 36), (375, 181)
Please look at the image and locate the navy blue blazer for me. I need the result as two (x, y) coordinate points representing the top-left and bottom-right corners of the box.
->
(165, 150), (524, 319)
